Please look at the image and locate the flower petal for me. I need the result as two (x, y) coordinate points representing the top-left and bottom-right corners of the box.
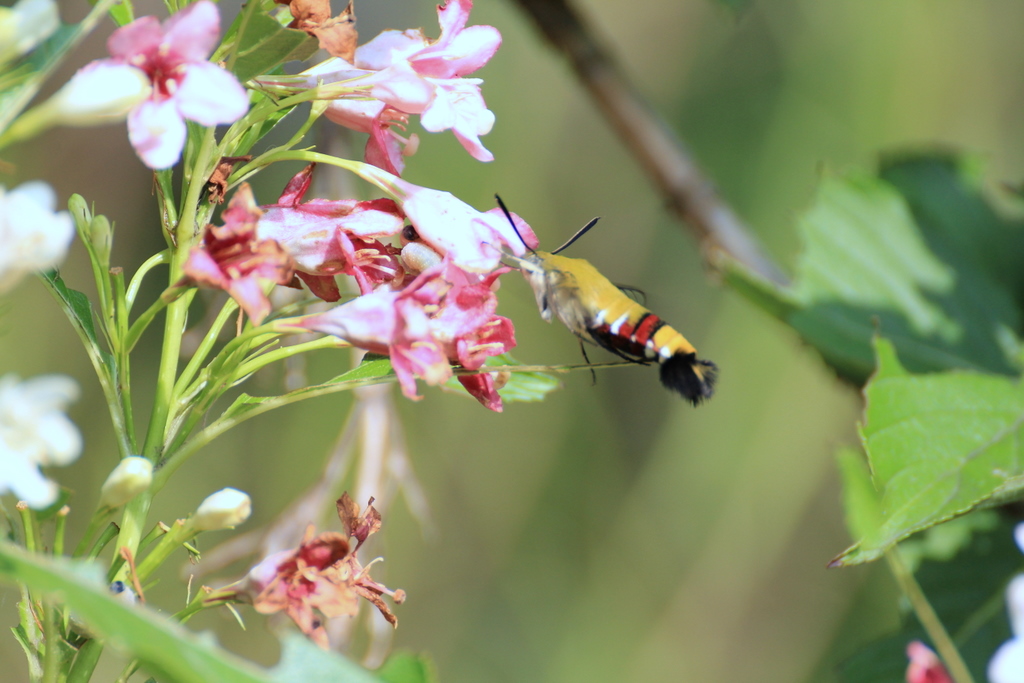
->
(107, 16), (162, 61)
(413, 25), (501, 78)
(355, 28), (429, 70)
(458, 373), (502, 412)
(176, 61), (249, 125)
(128, 98), (187, 169)
(163, 0), (221, 62)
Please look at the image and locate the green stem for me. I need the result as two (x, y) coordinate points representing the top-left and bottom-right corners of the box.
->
(18, 504), (37, 552)
(112, 270), (136, 454)
(86, 523), (120, 560)
(110, 493), (151, 581)
(886, 547), (975, 683)
(233, 151), (375, 192)
(233, 335), (343, 378)
(72, 509), (115, 558)
(41, 601), (60, 683)
(53, 507), (68, 557)
(124, 287), (176, 353)
(135, 520), (194, 581)
(66, 639), (103, 683)
(172, 297), (239, 400)
(125, 251), (170, 312)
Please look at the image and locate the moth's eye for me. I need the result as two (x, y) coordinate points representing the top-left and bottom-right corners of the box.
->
(402, 224), (419, 242)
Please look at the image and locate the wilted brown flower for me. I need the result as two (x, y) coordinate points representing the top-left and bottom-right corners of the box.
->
(239, 492), (404, 647)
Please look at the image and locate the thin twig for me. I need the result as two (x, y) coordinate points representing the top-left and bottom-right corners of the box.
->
(509, 0), (788, 285)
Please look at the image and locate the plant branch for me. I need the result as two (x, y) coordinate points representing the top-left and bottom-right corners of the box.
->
(508, 0), (787, 284)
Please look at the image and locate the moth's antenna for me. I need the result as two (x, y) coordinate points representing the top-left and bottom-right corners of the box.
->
(494, 194), (537, 255)
(551, 216), (601, 255)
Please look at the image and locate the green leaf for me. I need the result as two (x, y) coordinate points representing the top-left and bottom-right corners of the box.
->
(270, 634), (382, 683)
(725, 153), (1023, 384)
(838, 513), (1019, 682)
(835, 338), (1024, 565)
(0, 541), (268, 683)
(41, 270), (109, 364)
(0, 542), (386, 683)
(836, 446), (883, 558)
(878, 152), (1024, 305)
(220, 357), (396, 423)
(228, 12), (318, 83)
(377, 652), (437, 683)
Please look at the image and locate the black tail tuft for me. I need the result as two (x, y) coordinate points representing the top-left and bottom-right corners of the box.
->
(659, 353), (718, 406)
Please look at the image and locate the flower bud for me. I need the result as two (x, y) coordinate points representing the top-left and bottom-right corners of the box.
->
(45, 62), (151, 126)
(194, 488), (252, 531)
(99, 456), (152, 507)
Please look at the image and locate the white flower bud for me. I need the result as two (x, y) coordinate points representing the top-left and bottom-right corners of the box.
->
(194, 488), (252, 531)
(45, 62), (151, 126)
(99, 456), (152, 507)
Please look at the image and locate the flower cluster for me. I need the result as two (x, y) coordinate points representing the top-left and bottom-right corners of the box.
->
(267, 0), (500, 175)
(185, 160), (533, 411)
(238, 493), (404, 648)
(52, 0), (248, 169)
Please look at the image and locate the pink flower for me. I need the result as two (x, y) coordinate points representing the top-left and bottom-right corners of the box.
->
(297, 261), (516, 410)
(258, 165), (407, 300)
(906, 642), (953, 683)
(244, 527), (357, 648)
(342, 163), (538, 273)
(94, 1), (248, 168)
(182, 184), (296, 324)
(299, 0), (500, 174)
(393, 176), (538, 273)
(238, 493), (404, 648)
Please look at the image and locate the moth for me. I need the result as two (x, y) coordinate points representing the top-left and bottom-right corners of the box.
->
(498, 197), (717, 406)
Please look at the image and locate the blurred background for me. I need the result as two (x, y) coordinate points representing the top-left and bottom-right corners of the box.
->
(7, 0), (1024, 680)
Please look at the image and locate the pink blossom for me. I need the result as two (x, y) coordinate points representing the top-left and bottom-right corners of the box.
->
(182, 184), (296, 324)
(299, 0), (500, 173)
(297, 261), (515, 410)
(237, 494), (404, 648)
(906, 642), (953, 683)
(258, 165), (406, 299)
(94, 1), (248, 168)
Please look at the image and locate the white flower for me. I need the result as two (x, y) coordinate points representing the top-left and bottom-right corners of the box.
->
(99, 456), (153, 507)
(194, 488), (252, 530)
(0, 374), (82, 508)
(0, 182), (74, 293)
(990, 524), (1024, 683)
(0, 0), (59, 65)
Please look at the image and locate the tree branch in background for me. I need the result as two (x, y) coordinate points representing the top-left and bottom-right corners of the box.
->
(508, 0), (788, 285)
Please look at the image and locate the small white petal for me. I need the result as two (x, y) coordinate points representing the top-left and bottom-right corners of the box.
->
(991, 637), (1024, 683)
